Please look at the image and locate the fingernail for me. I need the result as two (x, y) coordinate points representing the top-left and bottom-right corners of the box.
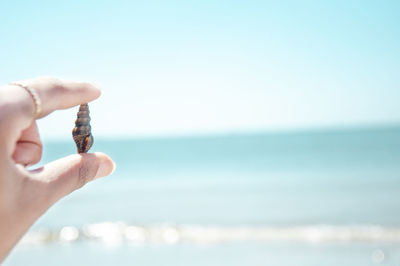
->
(95, 159), (116, 179)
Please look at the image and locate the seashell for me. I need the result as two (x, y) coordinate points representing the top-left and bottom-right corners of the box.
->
(72, 103), (93, 153)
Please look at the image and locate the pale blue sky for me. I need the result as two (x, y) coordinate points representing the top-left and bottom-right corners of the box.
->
(0, 0), (399, 138)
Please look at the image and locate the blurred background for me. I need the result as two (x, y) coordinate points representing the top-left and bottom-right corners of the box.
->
(1, 0), (400, 265)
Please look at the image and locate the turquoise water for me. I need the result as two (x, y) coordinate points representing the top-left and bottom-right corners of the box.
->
(5, 126), (400, 265)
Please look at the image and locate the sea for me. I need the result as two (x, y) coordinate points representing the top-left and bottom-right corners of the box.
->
(4, 126), (400, 266)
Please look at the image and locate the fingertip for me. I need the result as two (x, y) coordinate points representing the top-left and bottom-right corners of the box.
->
(92, 152), (116, 179)
(81, 82), (101, 101)
(12, 141), (42, 166)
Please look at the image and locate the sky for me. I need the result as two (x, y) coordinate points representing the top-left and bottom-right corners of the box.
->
(0, 0), (399, 139)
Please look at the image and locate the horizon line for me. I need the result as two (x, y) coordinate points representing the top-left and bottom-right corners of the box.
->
(42, 122), (400, 142)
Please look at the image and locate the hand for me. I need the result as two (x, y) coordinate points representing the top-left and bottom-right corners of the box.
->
(0, 77), (115, 262)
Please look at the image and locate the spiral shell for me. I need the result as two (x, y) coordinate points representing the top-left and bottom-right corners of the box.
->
(72, 103), (93, 153)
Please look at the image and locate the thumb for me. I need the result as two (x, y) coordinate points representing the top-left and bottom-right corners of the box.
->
(35, 152), (115, 202)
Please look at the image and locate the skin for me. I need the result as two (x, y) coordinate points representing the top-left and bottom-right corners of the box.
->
(0, 77), (115, 262)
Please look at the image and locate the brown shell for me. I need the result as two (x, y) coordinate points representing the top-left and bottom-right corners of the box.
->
(72, 103), (93, 153)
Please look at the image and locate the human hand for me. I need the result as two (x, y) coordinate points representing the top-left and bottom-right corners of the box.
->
(0, 77), (115, 262)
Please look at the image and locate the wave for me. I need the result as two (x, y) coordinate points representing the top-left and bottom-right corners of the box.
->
(20, 223), (400, 246)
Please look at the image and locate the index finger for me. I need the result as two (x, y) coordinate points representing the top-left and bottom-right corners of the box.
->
(16, 77), (101, 118)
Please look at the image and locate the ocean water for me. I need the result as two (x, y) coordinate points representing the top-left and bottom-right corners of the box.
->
(4, 126), (400, 266)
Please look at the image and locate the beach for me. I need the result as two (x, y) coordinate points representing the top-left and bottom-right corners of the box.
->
(5, 126), (400, 266)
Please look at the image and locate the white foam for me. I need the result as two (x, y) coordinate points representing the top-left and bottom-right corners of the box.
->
(19, 223), (400, 247)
